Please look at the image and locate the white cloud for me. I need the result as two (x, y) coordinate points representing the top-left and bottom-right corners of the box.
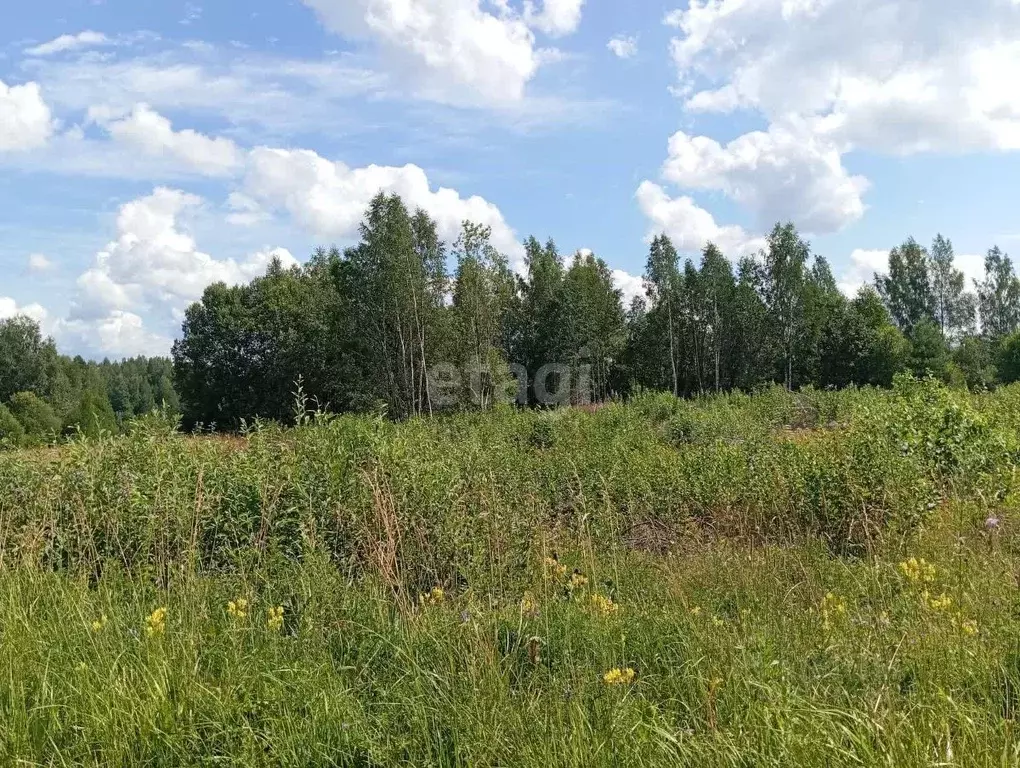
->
(244, 146), (524, 265)
(56, 311), (175, 359)
(636, 180), (764, 258)
(837, 248), (889, 296)
(0, 297), (48, 324)
(66, 187), (297, 355)
(524, 0), (585, 37)
(225, 192), (268, 226)
(666, 0), (1020, 153)
(300, 0), (544, 105)
(23, 48), (386, 134)
(838, 246), (990, 297)
(0, 79), (55, 151)
(661, 121), (868, 232)
(27, 253), (54, 272)
(955, 252), (987, 290)
(96, 104), (244, 176)
(607, 35), (638, 59)
(24, 31), (111, 57)
(612, 269), (644, 306)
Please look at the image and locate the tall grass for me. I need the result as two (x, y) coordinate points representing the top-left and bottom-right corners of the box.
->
(0, 377), (1017, 765)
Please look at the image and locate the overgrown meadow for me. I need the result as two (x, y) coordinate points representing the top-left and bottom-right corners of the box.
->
(0, 377), (1018, 765)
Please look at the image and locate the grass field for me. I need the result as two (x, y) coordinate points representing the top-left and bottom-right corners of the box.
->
(0, 377), (1018, 765)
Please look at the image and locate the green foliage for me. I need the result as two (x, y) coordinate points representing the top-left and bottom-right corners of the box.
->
(0, 385), (1018, 763)
(876, 237), (935, 334)
(7, 391), (61, 442)
(953, 336), (998, 390)
(68, 387), (119, 438)
(998, 331), (1020, 384)
(0, 316), (58, 403)
(0, 403), (24, 447)
(977, 246), (1020, 340)
(907, 319), (949, 379)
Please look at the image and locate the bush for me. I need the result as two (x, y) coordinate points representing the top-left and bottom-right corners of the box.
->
(66, 388), (118, 438)
(998, 332), (1020, 385)
(7, 392), (60, 444)
(0, 403), (24, 447)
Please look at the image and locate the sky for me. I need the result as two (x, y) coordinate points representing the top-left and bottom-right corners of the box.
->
(2, 0), (1020, 359)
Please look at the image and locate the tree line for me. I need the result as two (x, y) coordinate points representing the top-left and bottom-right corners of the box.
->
(3, 191), (1019, 440)
(171, 192), (1020, 428)
(0, 315), (178, 446)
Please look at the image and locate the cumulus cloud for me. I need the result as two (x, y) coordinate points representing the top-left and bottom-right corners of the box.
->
(56, 311), (175, 358)
(612, 269), (644, 306)
(607, 35), (638, 59)
(0, 297), (48, 323)
(24, 31), (111, 57)
(300, 0), (560, 105)
(243, 146), (524, 265)
(0, 79), (55, 151)
(636, 180), (764, 259)
(94, 104), (244, 176)
(524, 0), (585, 37)
(836, 248), (889, 296)
(74, 187), (296, 319)
(64, 187), (297, 355)
(666, 0), (1020, 153)
(661, 121), (868, 232)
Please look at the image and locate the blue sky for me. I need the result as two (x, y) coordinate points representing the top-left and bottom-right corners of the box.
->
(2, 0), (1019, 358)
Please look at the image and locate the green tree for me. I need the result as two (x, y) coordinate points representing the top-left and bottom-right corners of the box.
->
(8, 391), (61, 443)
(0, 316), (56, 403)
(0, 403), (25, 447)
(929, 234), (976, 341)
(519, 236), (565, 402)
(68, 387), (118, 438)
(977, 246), (1020, 340)
(876, 238), (934, 335)
(997, 331), (1020, 385)
(907, 319), (949, 379)
(698, 243), (736, 392)
(448, 222), (518, 409)
(643, 235), (682, 396)
(760, 223), (810, 389)
(558, 250), (626, 403)
(952, 337), (997, 391)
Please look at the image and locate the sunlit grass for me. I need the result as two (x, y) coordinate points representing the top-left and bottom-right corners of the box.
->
(0, 378), (1017, 764)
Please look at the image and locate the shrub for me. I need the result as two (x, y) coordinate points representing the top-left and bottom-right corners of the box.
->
(7, 392), (60, 444)
(0, 403), (24, 447)
(998, 332), (1020, 385)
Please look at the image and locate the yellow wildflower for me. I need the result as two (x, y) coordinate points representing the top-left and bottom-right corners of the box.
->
(960, 618), (979, 636)
(90, 615), (108, 633)
(227, 597), (249, 620)
(543, 556), (567, 578)
(820, 592), (847, 631)
(590, 593), (620, 616)
(711, 615), (725, 627)
(603, 667), (636, 685)
(898, 557), (936, 585)
(690, 605), (703, 616)
(145, 607), (167, 637)
(267, 605), (284, 632)
(419, 587), (445, 606)
(568, 571), (589, 589)
(925, 592), (953, 612)
(520, 592), (539, 617)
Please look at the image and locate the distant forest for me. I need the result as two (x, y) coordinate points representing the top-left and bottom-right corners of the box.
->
(3, 190), (1020, 442)
(0, 316), (177, 446)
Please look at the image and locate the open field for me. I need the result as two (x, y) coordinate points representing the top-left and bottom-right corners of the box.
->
(0, 378), (1018, 765)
